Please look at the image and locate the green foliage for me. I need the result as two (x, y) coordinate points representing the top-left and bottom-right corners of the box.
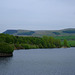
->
(63, 30), (75, 33)
(53, 32), (60, 35)
(0, 43), (14, 53)
(64, 39), (68, 47)
(55, 36), (75, 40)
(22, 44), (30, 49)
(39, 44), (43, 48)
(17, 31), (35, 35)
(54, 39), (61, 48)
(1, 33), (74, 50)
(3, 28), (75, 37)
(21, 44), (38, 49)
(67, 41), (75, 47)
(3, 30), (17, 34)
(15, 44), (23, 49)
(42, 36), (61, 48)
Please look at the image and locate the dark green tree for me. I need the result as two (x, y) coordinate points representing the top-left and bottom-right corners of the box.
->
(64, 39), (68, 47)
(0, 43), (14, 53)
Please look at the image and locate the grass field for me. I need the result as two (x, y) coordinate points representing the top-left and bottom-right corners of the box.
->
(54, 36), (75, 40)
(68, 41), (75, 47)
(55, 36), (75, 47)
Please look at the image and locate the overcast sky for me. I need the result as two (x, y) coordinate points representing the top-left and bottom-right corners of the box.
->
(0, 0), (75, 33)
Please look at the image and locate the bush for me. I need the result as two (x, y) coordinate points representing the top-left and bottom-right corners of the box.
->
(29, 45), (39, 49)
(21, 44), (30, 49)
(15, 44), (23, 49)
(0, 43), (14, 53)
(21, 44), (38, 49)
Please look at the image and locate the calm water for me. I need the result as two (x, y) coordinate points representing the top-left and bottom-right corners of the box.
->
(0, 48), (75, 75)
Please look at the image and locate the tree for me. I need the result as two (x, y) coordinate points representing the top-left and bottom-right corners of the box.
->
(64, 39), (68, 47)
(55, 39), (61, 48)
(0, 43), (14, 53)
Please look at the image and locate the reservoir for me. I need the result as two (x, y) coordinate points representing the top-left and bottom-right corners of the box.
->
(0, 48), (75, 75)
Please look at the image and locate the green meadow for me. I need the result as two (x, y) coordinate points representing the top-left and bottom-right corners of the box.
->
(55, 36), (75, 47)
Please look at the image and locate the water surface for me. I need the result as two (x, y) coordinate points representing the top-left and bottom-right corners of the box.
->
(0, 48), (75, 75)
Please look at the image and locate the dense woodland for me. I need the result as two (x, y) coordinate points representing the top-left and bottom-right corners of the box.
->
(0, 33), (72, 53)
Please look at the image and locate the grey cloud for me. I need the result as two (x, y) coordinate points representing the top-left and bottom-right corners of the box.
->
(0, 0), (75, 33)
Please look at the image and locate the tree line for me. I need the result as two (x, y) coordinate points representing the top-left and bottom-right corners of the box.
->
(0, 33), (68, 51)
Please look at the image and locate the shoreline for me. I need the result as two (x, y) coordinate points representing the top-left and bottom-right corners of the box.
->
(14, 46), (69, 50)
(0, 53), (13, 57)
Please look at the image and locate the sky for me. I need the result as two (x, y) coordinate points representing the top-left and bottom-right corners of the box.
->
(0, 0), (75, 33)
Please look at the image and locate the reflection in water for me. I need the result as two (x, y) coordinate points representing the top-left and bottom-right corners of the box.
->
(0, 57), (13, 63)
(0, 48), (75, 75)
(0, 57), (13, 67)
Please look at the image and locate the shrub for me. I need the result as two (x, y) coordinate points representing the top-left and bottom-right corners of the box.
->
(0, 43), (14, 53)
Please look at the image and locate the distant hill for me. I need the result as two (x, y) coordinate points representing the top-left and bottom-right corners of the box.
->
(3, 28), (75, 37)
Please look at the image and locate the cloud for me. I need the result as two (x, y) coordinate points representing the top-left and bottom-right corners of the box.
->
(0, 0), (75, 32)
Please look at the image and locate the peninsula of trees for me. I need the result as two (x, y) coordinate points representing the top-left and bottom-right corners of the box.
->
(0, 33), (69, 51)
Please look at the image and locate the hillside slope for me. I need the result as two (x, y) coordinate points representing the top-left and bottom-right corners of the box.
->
(3, 28), (75, 37)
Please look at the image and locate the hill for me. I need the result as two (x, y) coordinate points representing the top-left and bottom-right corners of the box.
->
(3, 28), (75, 37)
